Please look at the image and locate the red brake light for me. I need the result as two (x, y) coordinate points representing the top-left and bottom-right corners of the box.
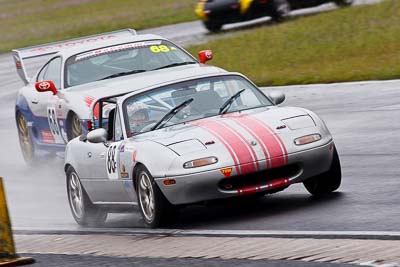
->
(86, 120), (93, 131)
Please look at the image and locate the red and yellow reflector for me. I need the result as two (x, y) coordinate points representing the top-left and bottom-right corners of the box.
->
(220, 167), (233, 178)
(294, 134), (321, 146)
(183, 157), (218, 169)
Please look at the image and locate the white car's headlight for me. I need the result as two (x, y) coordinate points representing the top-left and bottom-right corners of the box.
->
(294, 134), (321, 146)
(183, 157), (218, 168)
(282, 115), (315, 130)
(168, 139), (206, 155)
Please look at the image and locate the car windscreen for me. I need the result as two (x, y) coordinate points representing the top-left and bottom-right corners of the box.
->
(123, 75), (273, 136)
(64, 40), (196, 88)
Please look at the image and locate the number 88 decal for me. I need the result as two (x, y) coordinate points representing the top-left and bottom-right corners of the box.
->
(107, 145), (117, 174)
(48, 108), (60, 136)
(149, 45), (176, 53)
(106, 143), (121, 180)
(47, 107), (65, 143)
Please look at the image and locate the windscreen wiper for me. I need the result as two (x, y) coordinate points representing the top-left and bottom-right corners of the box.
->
(152, 61), (197, 70)
(100, 69), (147, 80)
(219, 89), (246, 115)
(151, 98), (194, 131)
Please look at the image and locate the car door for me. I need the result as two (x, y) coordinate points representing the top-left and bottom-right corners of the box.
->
(81, 107), (132, 204)
(35, 57), (68, 144)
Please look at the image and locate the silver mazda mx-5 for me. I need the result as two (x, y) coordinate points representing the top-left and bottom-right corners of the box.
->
(65, 66), (341, 228)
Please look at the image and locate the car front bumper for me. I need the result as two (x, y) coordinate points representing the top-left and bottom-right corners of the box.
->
(155, 140), (334, 205)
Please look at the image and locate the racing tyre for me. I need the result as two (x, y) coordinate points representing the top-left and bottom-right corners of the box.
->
(67, 113), (83, 140)
(136, 165), (178, 228)
(16, 113), (36, 164)
(303, 148), (341, 196)
(269, 0), (291, 22)
(334, 0), (353, 7)
(204, 21), (223, 33)
(67, 167), (107, 226)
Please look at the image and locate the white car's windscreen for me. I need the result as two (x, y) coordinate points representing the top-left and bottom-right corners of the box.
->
(123, 75), (273, 136)
(64, 40), (196, 88)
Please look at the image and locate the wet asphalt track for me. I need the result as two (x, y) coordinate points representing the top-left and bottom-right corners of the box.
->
(0, 0), (398, 233)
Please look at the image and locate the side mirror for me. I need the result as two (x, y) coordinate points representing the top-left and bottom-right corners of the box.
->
(87, 128), (108, 143)
(35, 80), (57, 95)
(268, 91), (285, 105)
(198, 50), (213, 64)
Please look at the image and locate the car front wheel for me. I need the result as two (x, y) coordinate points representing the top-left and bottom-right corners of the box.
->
(303, 148), (341, 196)
(67, 167), (107, 226)
(204, 21), (223, 32)
(136, 165), (177, 228)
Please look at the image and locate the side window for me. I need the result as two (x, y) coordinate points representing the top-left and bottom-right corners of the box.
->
(114, 108), (124, 142)
(37, 65), (48, 82)
(40, 57), (62, 89)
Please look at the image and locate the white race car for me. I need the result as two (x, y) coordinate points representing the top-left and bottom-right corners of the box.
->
(65, 69), (341, 228)
(14, 29), (210, 164)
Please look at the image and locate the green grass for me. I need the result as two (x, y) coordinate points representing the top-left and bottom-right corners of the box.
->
(188, 0), (400, 86)
(0, 0), (196, 52)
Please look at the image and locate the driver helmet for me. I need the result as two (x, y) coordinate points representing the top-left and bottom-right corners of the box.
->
(127, 102), (150, 130)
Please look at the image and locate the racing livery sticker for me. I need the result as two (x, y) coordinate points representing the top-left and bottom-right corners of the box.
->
(47, 107), (65, 144)
(106, 142), (122, 180)
(76, 41), (161, 61)
(221, 168), (232, 178)
(225, 114), (288, 168)
(41, 130), (55, 143)
(31, 35), (117, 54)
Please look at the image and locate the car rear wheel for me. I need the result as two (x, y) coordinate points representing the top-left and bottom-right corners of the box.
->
(67, 167), (107, 226)
(303, 148), (341, 196)
(136, 165), (177, 228)
(334, 0), (353, 7)
(67, 113), (83, 140)
(16, 113), (36, 164)
(270, 0), (291, 22)
(204, 21), (223, 32)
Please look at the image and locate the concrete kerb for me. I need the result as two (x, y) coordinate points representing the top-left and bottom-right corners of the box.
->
(13, 228), (400, 241)
(0, 177), (34, 266)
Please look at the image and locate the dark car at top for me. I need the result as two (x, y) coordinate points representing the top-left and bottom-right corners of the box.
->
(195, 0), (353, 32)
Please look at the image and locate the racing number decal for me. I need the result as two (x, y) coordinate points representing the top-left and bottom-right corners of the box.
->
(47, 107), (64, 144)
(149, 45), (176, 53)
(48, 108), (59, 135)
(107, 145), (117, 174)
(106, 142), (121, 180)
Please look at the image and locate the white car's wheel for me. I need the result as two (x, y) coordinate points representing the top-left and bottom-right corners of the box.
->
(303, 148), (342, 196)
(67, 113), (83, 140)
(136, 165), (177, 228)
(16, 113), (36, 165)
(67, 167), (107, 226)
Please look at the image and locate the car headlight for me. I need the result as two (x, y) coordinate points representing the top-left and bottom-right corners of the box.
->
(168, 139), (206, 155)
(282, 115), (315, 130)
(183, 157), (218, 168)
(294, 134), (321, 146)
